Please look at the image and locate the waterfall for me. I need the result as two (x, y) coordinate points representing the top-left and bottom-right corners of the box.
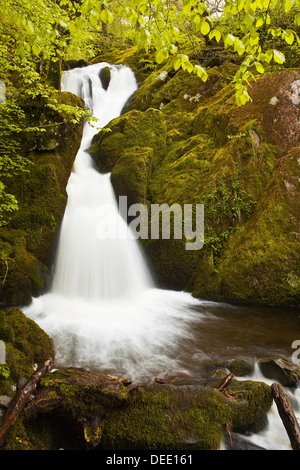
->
(22, 63), (300, 449)
(51, 64), (152, 300)
(24, 63), (203, 380)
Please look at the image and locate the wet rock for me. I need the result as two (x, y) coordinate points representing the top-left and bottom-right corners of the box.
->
(63, 59), (88, 70)
(222, 358), (255, 377)
(258, 357), (300, 387)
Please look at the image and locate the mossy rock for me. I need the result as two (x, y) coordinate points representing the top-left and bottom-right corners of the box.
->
(217, 359), (255, 377)
(91, 45), (158, 85)
(110, 146), (153, 209)
(99, 66), (111, 90)
(0, 230), (50, 306)
(0, 367), (129, 450)
(89, 107), (167, 173)
(192, 147), (300, 306)
(124, 58), (237, 116)
(231, 69), (300, 155)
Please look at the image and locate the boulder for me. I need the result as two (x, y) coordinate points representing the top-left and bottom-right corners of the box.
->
(0, 367), (273, 450)
(0, 308), (54, 401)
(258, 357), (300, 387)
(99, 66), (111, 90)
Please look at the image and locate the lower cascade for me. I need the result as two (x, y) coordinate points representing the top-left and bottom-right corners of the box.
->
(24, 63), (204, 380)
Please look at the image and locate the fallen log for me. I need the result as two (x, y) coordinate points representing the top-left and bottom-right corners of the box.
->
(271, 382), (300, 450)
(0, 356), (54, 443)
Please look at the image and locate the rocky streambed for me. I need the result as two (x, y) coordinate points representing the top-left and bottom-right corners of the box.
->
(0, 307), (300, 451)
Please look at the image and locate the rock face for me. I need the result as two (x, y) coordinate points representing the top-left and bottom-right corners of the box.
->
(0, 92), (84, 307)
(89, 60), (300, 307)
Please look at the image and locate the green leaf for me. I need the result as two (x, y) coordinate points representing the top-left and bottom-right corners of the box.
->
(59, 20), (68, 28)
(282, 30), (295, 45)
(27, 20), (35, 34)
(225, 34), (235, 46)
(254, 61), (264, 73)
(32, 42), (41, 56)
(284, 0), (294, 12)
(265, 50), (273, 63)
(209, 29), (222, 43)
(100, 9), (108, 23)
(174, 56), (181, 71)
(156, 48), (167, 64)
(89, 11), (98, 27)
(129, 11), (138, 26)
(214, 29), (222, 43)
(194, 64), (208, 81)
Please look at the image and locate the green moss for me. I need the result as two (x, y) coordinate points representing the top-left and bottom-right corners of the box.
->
(0, 231), (50, 305)
(90, 108), (167, 173)
(39, 368), (128, 418)
(0, 308), (54, 374)
(0, 308), (53, 398)
(193, 148), (300, 306)
(111, 147), (153, 208)
(230, 380), (273, 433)
(0, 91), (84, 306)
(101, 385), (232, 450)
(100, 380), (272, 450)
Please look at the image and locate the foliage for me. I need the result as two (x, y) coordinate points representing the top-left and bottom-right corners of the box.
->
(0, 364), (11, 380)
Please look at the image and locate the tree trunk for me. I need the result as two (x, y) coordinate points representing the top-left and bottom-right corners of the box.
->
(271, 382), (300, 450)
(0, 357), (54, 443)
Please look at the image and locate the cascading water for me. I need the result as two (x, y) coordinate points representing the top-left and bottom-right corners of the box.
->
(24, 63), (204, 380)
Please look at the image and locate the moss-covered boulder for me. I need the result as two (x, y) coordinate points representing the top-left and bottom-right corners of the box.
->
(88, 59), (300, 304)
(88, 107), (167, 173)
(192, 147), (300, 306)
(0, 308), (54, 399)
(0, 367), (273, 450)
(0, 231), (49, 306)
(0, 92), (84, 307)
(110, 147), (153, 209)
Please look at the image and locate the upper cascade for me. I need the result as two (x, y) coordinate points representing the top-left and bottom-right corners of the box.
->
(51, 63), (153, 300)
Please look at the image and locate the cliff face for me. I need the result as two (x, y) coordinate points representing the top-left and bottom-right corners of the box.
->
(89, 56), (300, 307)
(0, 91), (84, 307)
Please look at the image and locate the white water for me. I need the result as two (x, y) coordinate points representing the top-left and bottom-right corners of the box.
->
(24, 63), (205, 381)
(230, 362), (300, 450)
